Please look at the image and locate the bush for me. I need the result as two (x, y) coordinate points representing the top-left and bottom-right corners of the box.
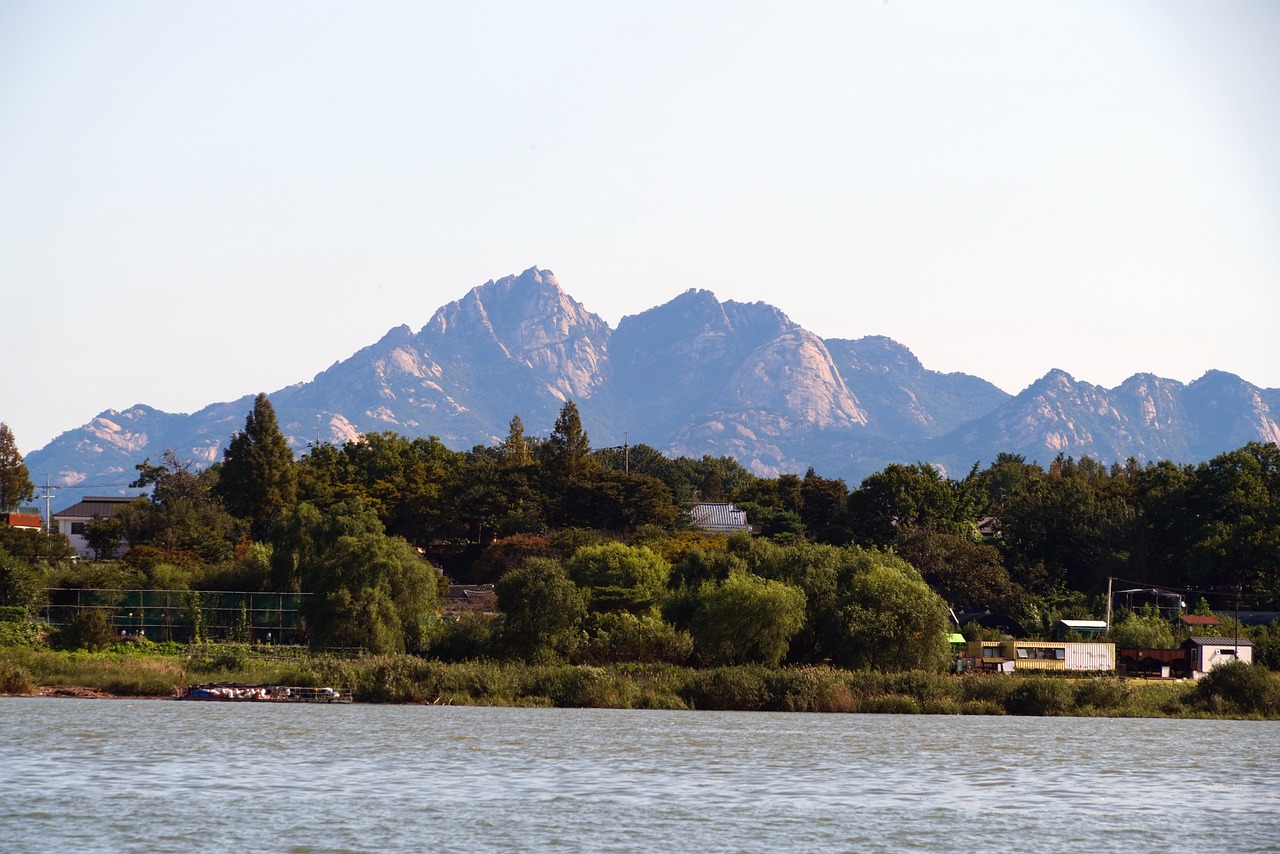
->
(0, 605), (27, 622)
(762, 668), (856, 713)
(681, 666), (769, 711)
(0, 620), (43, 647)
(53, 608), (116, 651)
(362, 656), (446, 704)
(531, 665), (617, 708)
(424, 614), (497, 662)
(1074, 678), (1130, 710)
(576, 612), (692, 665)
(859, 694), (921, 714)
(1005, 677), (1073, 716)
(0, 659), (32, 694)
(1192, 661), (1280, 716)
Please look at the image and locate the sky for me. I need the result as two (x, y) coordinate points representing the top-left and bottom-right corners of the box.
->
(2, 1), (1278, 454)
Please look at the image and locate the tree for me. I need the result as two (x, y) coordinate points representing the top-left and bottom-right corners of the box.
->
(800, 467), (849, 542)
(218, 393), (298, 540)
(892, 525), (1028, 615)
(847, 462), (973, 546)
(0, 544), (48, 612)
(494, 557), (586, 661)
(502, 414), (532, 467)
(543, 400), (593, 485)
(271, 500), (440, 653)
(125, 451), (241, 564)
(0, 423), (34, 512)
(83, 516), (125, 561)
(1109, 609), (1175, 650)
(831, 552), (951, 672)
(471, 534), (554, 583)
(688, 571), (807, 667)
(565, 542), (670, 614)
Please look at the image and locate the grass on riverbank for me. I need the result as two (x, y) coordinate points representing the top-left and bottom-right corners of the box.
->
(3, 643), (1276, 719)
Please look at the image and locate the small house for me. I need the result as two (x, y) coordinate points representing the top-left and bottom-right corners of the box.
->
(52, 496), (139, 558)
(1177, 615), (1221, 631)
(2, 511), (43, 530)
(1055, 619), (1108, 640)
(1182, 636), (1253, 676)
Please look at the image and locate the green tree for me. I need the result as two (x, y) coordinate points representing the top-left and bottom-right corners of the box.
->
(0, 545), (48, 612)
(1109, 609), (1175, 649)
(542, 400), (593, 486)
(271, 500), (440, 653)
(689, 571), (807, 667)
(847, 462), (973, 546)
(495, 557), (586, 662)
(218, 393), (298, 540)
(502, 414), (532, 466)
(83, 516), (125, 561)
(125, 451), (241, 564)
(565, 542), (670, 614)
(831, 552), (951, 672)
(0, 422), (34, 512)
(892, 525), (1028, 614)
(800, 467), (849, 542)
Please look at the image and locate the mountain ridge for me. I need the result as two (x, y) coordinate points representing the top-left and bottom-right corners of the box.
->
(24, 266), (1280, 509)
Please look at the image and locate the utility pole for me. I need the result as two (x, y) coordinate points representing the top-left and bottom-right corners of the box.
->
(1105, 576), (1113, 638)
(34, 474), (57, 532)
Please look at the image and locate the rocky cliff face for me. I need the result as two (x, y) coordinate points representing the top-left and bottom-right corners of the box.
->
(24, 266), (1280, 507)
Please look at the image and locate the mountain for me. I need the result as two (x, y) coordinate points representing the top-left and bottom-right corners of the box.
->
(24, 266), (1280, 509)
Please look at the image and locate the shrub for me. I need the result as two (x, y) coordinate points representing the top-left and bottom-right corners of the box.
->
(681, 666), (769, 711)
(531, 665), (616, 708)
(576, 612), (692, 665)
(1192, 661), (1280, 716)
(0, 605), (27, 622)
(763, 667), (856, 713)
(362, 656), (446, 704)
(959, 676), (1017, 707)
(1074, 678), (1130, 710)
(424, 613), (497, 662)
(1005, 677), (1073, 716)
(859, 694), (921, 714)
(53, 608), (116, 651)
(0, 620), (42, 647)
(0, 659), (32, 694)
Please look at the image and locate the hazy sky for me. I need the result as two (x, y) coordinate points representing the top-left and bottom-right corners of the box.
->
(3, 1), (1278, 454)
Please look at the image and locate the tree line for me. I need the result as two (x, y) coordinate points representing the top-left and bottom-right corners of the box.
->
(1, 397), (1278, 668)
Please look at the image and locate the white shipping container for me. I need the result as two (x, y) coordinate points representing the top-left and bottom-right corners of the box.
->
(1065, 642), (1115, 671)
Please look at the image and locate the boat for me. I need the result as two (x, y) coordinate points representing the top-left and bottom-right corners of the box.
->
(176, 683), (352, 703)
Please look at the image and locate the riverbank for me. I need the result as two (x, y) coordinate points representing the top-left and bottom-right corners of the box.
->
(3, 645), (1277, 718)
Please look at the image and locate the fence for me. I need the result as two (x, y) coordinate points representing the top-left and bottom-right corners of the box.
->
(43, 589), (311, 645)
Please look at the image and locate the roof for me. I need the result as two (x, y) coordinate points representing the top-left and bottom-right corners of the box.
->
(1058, 620), (1108, 630)
(689, 502), (751, 532)
(1182, 635), (1254, 648)
(54, 496), (141, 520)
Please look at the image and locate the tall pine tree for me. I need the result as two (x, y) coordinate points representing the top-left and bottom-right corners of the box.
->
(218, 394), (297, 540)
(0, 422), (34, 512)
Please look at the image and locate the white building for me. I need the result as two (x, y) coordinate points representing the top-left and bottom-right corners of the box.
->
(53, 496), (139, 558)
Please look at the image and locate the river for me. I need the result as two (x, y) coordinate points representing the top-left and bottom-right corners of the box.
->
(2, 698), (1277, 852)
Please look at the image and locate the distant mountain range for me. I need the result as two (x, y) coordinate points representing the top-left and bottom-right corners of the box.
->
(26, 267), (1280, 511)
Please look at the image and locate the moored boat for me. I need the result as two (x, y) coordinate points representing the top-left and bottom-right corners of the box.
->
(176, 683), (351, 703)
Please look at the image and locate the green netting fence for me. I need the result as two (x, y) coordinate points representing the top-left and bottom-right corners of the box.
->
(43, 589), (311, 645)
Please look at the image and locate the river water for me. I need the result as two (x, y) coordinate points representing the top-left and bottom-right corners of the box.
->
(2, 698), (1277, 852)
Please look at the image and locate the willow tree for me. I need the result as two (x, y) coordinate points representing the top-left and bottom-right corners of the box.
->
(218, 393), (297, 540)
